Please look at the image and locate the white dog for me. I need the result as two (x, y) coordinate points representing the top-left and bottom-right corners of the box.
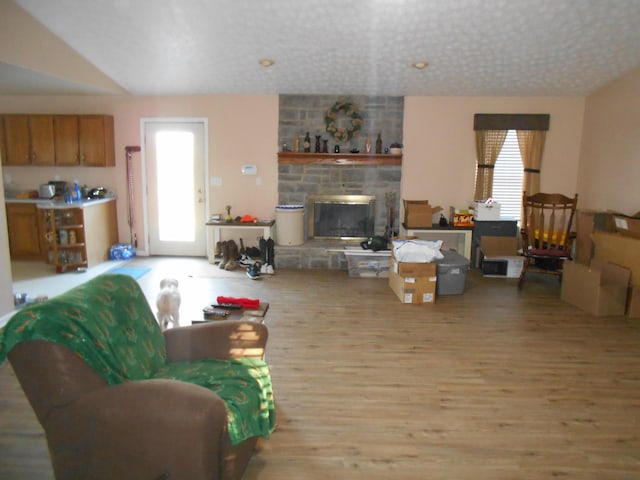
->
(156, 278), (181, 330)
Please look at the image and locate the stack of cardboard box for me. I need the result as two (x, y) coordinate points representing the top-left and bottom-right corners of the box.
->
(388, 252), (438, 304)
(561, 210), (640, 318)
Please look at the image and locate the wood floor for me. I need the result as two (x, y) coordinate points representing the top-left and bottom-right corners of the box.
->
(1, 261), (640, 479)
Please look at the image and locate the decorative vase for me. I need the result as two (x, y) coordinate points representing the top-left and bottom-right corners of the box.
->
(315, 135), (321, 153)
(303, 132), (311, 152)
(334, 145), (340, 153)
(365, 134), (372, 153)
(294, 133), (300, 152)
(322, 139), (328, 153)
(375, 133), (382, 154)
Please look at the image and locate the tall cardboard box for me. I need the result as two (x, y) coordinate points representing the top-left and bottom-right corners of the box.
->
(403, 200), (443, 228)
(389, 256), (437, 304)
(574, 209), (616, 265)
(592, 232), (640, 285)
(561, 260), (630, 316)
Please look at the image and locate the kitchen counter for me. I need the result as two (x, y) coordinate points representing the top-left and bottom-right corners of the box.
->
(5, 194), (116, 208)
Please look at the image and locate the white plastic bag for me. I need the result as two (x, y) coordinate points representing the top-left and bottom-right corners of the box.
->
(392, 239), (444, 263)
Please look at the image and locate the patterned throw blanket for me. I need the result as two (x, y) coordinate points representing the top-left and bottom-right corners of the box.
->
(0, 273), (275, 445)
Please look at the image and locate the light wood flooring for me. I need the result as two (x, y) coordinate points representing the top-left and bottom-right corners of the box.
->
(1, 258), (640, 479)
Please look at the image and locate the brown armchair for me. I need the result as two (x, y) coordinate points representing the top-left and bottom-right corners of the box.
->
(2, 274), (274, 480)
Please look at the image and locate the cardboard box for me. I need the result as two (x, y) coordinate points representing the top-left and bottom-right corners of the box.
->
(450, 206), (475, 227)
(479, 236), (524, 278)
(403, 200), (443, 228)
(561, 260), (631, 316)
(388, 268), (437, 304)
(592, 231), (640, 286)
(574, 209), (616, 265)
(627, 287), (640, 319)
(474, 201), (501, 220)
(613, 214), (640, 239)
(391, 252), (438, 277)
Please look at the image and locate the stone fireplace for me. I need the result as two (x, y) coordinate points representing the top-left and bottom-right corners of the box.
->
(275, 94), (403, 269)
(309, 194), (376, 240)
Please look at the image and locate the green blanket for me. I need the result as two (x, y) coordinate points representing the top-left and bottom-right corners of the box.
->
(0, 273), (275, 445)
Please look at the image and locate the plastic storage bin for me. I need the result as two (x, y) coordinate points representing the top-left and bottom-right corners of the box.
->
(275, 205), (304, 246)
(435, 250), (470, 295)
(344, 247), (391, 278)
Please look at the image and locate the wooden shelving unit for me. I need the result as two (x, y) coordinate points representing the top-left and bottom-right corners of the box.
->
(277, 152), (402, 166)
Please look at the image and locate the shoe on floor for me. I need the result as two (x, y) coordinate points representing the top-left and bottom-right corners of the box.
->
(238, 254), (255, 267)
(264, 263), (275, 275)
(246, 263), (261, 280)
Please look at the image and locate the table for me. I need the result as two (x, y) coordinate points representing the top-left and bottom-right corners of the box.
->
(195, 302), (270, 324)
(205, 220), (275, 263)
(400, 223), (473, 260)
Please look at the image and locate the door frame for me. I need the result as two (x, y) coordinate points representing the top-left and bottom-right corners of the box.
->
(139, 117), (210, 257)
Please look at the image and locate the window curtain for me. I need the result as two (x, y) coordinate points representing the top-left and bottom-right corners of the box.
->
(516, 130), (546, 195)
(473, 113), (550, 201)
(473, 129), (507, 201)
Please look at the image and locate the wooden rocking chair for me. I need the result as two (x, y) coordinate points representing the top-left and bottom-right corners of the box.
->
(518, 192), (578, 289)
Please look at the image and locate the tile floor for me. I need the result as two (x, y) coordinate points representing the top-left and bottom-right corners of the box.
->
(4, 256), (268, 328)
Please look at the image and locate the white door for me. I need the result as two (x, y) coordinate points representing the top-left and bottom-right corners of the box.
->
(144, 120), (207, 256)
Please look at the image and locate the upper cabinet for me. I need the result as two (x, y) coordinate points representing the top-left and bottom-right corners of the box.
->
(78, 115), (115, 167)
(3, 115), (55, 166)
(2, 114), (115, 167)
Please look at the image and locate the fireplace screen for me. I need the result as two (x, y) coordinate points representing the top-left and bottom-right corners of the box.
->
(309, 195), (375, 240)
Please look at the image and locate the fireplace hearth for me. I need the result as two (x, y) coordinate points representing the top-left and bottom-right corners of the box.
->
(309, 195), (375, 240)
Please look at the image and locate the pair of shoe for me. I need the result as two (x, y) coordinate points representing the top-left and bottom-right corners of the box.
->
(217, 240), (239, 270)
(237, 254), (255, 267)
(260, 263), (275, 275)
(246, 262), (261, 280)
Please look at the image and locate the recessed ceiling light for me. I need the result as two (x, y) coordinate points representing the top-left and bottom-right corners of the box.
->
(258, 59), (275, 67)
(412, 61), (429, 70)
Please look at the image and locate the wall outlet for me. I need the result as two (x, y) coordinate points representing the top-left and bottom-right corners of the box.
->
(211, 177), (222, 186)
(256, 176), (262, 186)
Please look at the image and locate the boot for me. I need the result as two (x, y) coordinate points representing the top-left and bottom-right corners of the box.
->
(225, 239), (239, 271)
(218, 241), (229, 269)
(259, 237), (269, 274)
(266, 237), (275, 274)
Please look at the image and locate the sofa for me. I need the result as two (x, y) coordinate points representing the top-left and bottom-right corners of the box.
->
(0, 273), (275, 480)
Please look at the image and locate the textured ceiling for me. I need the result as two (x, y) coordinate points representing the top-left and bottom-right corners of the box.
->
(7, 0), (640, 97)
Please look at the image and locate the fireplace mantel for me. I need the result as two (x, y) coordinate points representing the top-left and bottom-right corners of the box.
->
(277, 152), (402, 166)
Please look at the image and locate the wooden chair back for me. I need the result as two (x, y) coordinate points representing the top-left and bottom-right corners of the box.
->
(521, 192), (578, 254)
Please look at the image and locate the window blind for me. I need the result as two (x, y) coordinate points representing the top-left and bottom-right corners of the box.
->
(491, 130), (523, 221)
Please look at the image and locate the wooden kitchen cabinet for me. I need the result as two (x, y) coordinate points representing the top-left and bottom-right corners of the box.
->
(53, 115), (80, 166)
(39, 199), (118, 273)
(54, 114), (115, 167)
(2, 114), (55, 166)
(6, 203), (44, 260)
(78, 115), (115, 167)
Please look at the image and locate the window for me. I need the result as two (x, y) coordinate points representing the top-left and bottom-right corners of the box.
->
(491, 130), (523, 221)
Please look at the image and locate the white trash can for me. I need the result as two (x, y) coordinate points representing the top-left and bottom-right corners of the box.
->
(275, 205), (304, 246)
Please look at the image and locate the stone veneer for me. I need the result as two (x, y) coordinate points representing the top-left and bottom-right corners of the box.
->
(276, 95), (404, 270)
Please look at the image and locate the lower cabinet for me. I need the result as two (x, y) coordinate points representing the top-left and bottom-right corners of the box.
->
(38, 200), (118, 273)
(6, 203), (43, 260)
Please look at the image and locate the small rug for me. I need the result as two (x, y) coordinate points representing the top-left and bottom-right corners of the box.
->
(108, 266), (151, 280)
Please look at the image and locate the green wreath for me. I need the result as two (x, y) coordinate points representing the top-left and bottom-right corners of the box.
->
(324, 101), (363, 143)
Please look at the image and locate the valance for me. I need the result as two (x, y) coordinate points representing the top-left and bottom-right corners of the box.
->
(474, 114), (550, 131)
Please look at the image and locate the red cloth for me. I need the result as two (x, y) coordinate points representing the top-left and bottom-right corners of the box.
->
(216, 296), (260, 309)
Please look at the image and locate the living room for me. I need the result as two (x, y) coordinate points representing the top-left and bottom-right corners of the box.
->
(1, 1), (640, 478)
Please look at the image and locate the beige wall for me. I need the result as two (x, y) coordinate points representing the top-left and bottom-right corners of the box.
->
(577, 65), (640, 214)
(402, 96), (585, 214)
(0, 94), (279, 254)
